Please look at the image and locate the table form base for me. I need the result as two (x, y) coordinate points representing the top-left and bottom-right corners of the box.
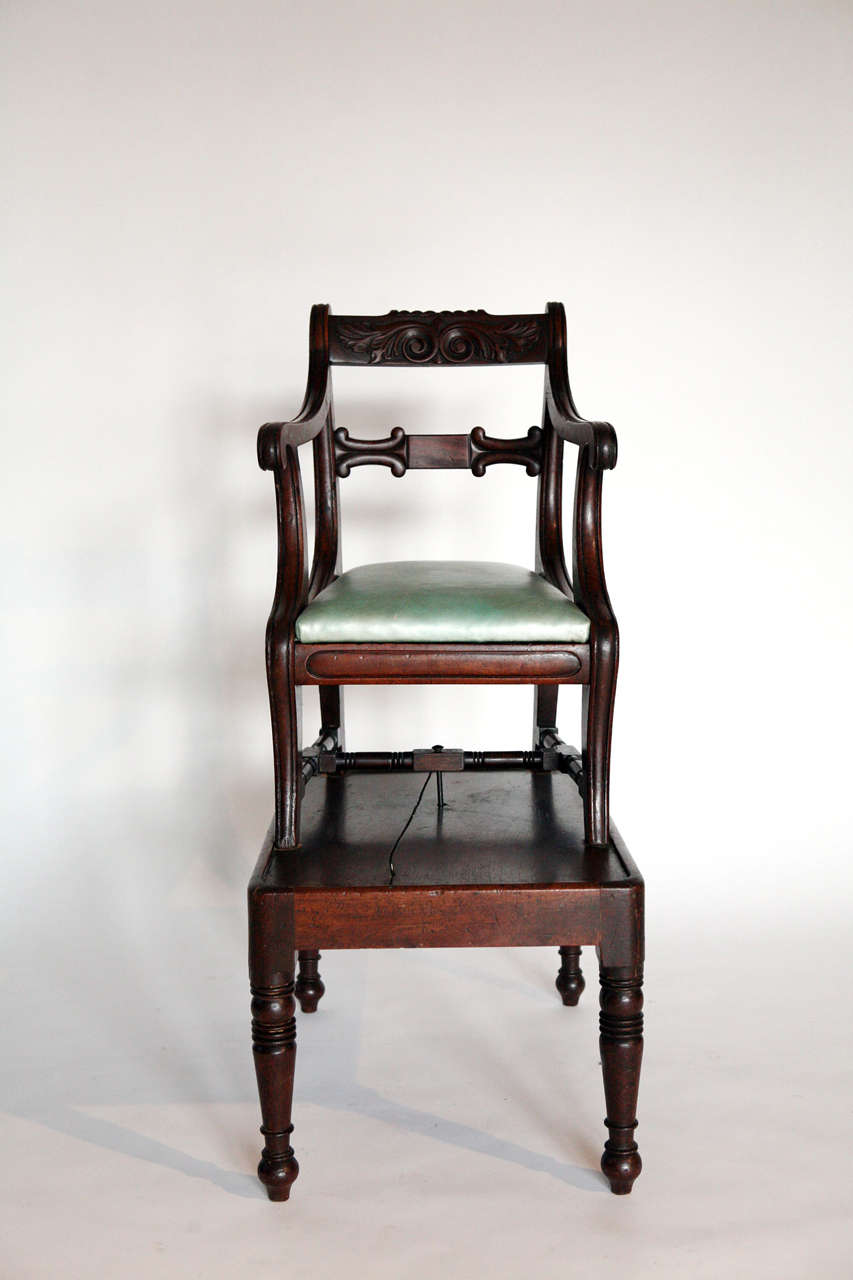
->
(248, 771), (644, 1198)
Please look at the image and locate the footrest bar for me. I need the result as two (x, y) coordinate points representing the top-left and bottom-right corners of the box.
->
(301, 740), (584, 787)
(317, 748), (543, 773)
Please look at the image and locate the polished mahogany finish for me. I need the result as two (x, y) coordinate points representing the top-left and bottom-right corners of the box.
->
(294, 950), (325, 1014)
(556, 945), (586, 1006)
(332, 424), (544, 477)
(294, 642), (589, 685)
(249, 771), (644, 1197)
(328, 310), (549, 365)
(258, 302), (618, 849)
(250, 304), (641, 1202)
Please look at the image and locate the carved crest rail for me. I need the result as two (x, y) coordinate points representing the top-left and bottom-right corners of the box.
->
(329, 310), (548, 365)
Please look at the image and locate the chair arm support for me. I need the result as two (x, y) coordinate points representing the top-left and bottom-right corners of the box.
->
(263, 440), (310, 632)
(258, 302), (331, 470)
(572, 448), (618, 631)
(544, 300), (617, 470)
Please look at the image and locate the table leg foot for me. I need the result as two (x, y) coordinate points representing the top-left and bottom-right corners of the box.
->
(295, 950), (325, 1013)
(555, 945), (585, 1006)
(258, 1131), (299, 1201)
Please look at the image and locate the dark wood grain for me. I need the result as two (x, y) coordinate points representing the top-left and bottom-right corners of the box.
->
(535, 386), (572, 598)
(307, 317), (341, 603)
(295, 950), (325, 1013)
(264, 443), (307, 849)
(258, 303), (331, 460)
(318, 682), (344, 750)
(316, 748), (554, 775)
(329, 310), (548, 365)
(294, 642), (588, 685)
(544, 302), (617, 469)
(469, 426), (543, 476)
(294, 888), (602, 950)
(251, 303), (637, 1202)
(572, 447), (619, 847)
(259, 301), (619, 851)
(249, 891), (299, 1200)
(555, 945), (585, 1006)
(253, 773), (636, 891)
(333, 426), (409, 476)
(599, 965), (644, 1194)
(332, 426), (543, 477)
(248, 771), (643, 1198)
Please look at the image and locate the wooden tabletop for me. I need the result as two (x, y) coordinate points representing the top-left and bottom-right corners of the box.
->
(254, 771), (638, 892)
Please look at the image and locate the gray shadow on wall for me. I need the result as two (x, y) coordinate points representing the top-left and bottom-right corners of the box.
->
(3, 388), (602, 1200)
(4, 898), (605, 1199)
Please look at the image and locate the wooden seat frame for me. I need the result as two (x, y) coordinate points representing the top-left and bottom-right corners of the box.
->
(257, 302), (619, 852)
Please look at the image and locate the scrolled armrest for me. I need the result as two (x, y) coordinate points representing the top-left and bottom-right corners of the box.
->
(548, 406), (617, 471)
(257, 408), (328, 470)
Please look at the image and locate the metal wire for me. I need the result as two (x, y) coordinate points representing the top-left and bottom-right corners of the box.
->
(387, 772), (436, 884)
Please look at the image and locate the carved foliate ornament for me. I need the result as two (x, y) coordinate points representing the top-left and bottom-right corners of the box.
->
(333, 310), (545, 365)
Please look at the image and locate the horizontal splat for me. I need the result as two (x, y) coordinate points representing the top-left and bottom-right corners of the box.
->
(333, 425), (544, 477)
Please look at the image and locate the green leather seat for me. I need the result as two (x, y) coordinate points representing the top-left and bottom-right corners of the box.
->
(295, 561), (590, 643)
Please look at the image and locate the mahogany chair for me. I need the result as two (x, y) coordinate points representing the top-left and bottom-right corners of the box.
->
(250, 305), (643, 1201)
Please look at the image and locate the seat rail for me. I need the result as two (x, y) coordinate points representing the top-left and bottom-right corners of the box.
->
(293, 642), (590, 684)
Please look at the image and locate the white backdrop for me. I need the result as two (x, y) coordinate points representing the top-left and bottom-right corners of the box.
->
(2, 2), (852, 1276)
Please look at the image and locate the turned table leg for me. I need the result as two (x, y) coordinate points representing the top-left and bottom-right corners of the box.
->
(251, 975), (299, 1200)
(249, 892), (299, 1202)
(295, 949), (325, 1013)
(555, 945), (585, 1005)
(599, 963), (643, 1194)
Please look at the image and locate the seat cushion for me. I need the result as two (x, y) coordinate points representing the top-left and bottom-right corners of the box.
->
(295, 561), (590, 643)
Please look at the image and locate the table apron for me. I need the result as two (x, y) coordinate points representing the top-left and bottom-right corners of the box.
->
(291, 885), (603, 949)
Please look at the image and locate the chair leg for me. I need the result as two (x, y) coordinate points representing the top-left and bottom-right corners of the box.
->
(251, 952), (299, 1202)
(582, 632), (617, 847)
(555, 945), (585, 1005)
(532, 684), (559, 745)
(319, 684), (345, 749)
(295, 950), (325, 1012)
(599, 962), (643, 1195)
